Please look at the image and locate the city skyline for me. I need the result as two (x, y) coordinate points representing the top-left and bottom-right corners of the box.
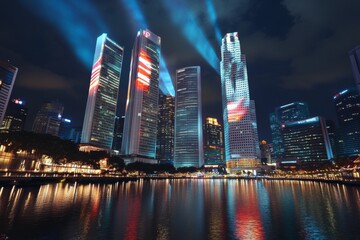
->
(1, 1), (360, 141)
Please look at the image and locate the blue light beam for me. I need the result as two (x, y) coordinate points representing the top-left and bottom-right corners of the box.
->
(120, 0), (175, 96)
(161, 0), (220, 73)
(20, 0), (108, 68)
(205, 0), (223, 44)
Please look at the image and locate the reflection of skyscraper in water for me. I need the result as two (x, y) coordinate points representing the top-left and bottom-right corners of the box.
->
(122, 29), (161, 163)
(81, 34), (124, 150)
(220, 32), (260, 169)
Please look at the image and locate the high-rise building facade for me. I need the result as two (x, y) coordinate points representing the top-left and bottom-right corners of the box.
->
(270, 102), (310, 160)
(174, 66), (203, 168)
(156, 93), (174, 162)
(281, 116), (333, 164)
(112, 115), (125, 152)
(0, 62), (17, 125)
(203, 117), (224, 165)
(259, 140), (273, 164)
(32, 100), (64, 136)
(349, 46), (360, 94)
(0, 99), (27, 133)
(334, 89), (360, 156)
(122, 29), (161, 163)
(220, 32), (260, 169)
(81, 33), (124, 150)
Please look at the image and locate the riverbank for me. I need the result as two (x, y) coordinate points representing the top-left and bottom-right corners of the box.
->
(1, 174), (360, 186)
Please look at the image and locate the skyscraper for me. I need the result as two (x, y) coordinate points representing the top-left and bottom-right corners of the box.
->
(220, 32), (260, 169)
(81, 33), (124, 150)
(0, 99), (27, 133)
(122, 29), (161, 163)
(203, 117), (224, 165)
(112, 115), (125, 152)
(156, 93), (174, 162)
(270, 102), (310, 160)
(174, 66), (203, 168)
(0, 61), (17, 125)
(280, 117), (333, 167)
(334, 89), (360, 156)
(349, 46), (360, 94)
(32, 100), (63, 136)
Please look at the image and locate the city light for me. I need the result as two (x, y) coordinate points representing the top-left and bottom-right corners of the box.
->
(20, 0), (108, 68)
(161, 0), (220, 73)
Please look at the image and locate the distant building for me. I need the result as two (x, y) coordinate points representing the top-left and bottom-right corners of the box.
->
(270, 102), (310, 160)
(81, 33), (124, 150)
(334, 89), (360, 156)
(259, 140), (273, 164)
(280, 117), (333, 167)
(326, 120), (339, 158)
(121, 29), (161, 163)
(0, 99), (27, 133)
(157, 93), (174, 163)
(112, 115), (125, 152)
(0, 61), (17, 125)
(220, 32), (260, 169)
(203, 117), (224, 165)
(58, 118), (72, 140)
(32, 100), (63, 136)
(174, 66), (203, 168)
(349, 46), (360, 94)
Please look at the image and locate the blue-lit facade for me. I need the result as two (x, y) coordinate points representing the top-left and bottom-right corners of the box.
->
(122, 29), (161, 163)
(281, 117), (333, 163)
(220, 32), (260, 169)
(349, 46), (360, 94)
(174, 66), (203, 168)
(334, 89), (360, 156)
(0, 62), (17, 125)
(270, 102), (310, 160)
(81, 34), (124, 150)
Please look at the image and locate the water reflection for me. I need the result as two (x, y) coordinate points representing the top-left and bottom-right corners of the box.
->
(0, 180), (359, 239)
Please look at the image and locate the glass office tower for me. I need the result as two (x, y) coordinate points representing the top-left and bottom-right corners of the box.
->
(334, 89), (360, 156)
(122, 29), (161, 163)
(220, 32), (260, 169)
(174, 66), (203, 168)
(81, 34), (124, 150)
(349, 46), (360, 94)
(270, 102), (310, 160)
(156, 93), (175, 162)
(203, 117), (224, 165)
(0, 61), (17, 125)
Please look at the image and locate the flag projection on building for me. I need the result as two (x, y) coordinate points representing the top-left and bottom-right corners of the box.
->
(136, 50), (152, 90)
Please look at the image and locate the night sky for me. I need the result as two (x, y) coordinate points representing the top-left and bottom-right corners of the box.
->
(1, 0), (360, 141)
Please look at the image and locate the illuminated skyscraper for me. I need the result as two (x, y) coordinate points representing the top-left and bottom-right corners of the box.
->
(220, 32), (260, 169)
(32, 100), (63, 136)
(280, 117), (333, 167)
(0, 61), (17, 125)
(349, 46), (360, 94)
(122, 29), (161, 163)
(270, 102), (310, 160)
(174, 66), (203, 168)
(0, 99), (27, 133)
(203, 117), (224, 165)
(156, 93), (174, 162)
(81, 34), (124, 150)
(334, 89), (360, 156)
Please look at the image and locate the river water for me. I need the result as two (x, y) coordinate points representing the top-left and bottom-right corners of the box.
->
(0, 179), (359, 239)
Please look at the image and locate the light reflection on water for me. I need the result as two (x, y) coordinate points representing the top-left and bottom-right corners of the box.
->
(0, 179), (359, 239)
